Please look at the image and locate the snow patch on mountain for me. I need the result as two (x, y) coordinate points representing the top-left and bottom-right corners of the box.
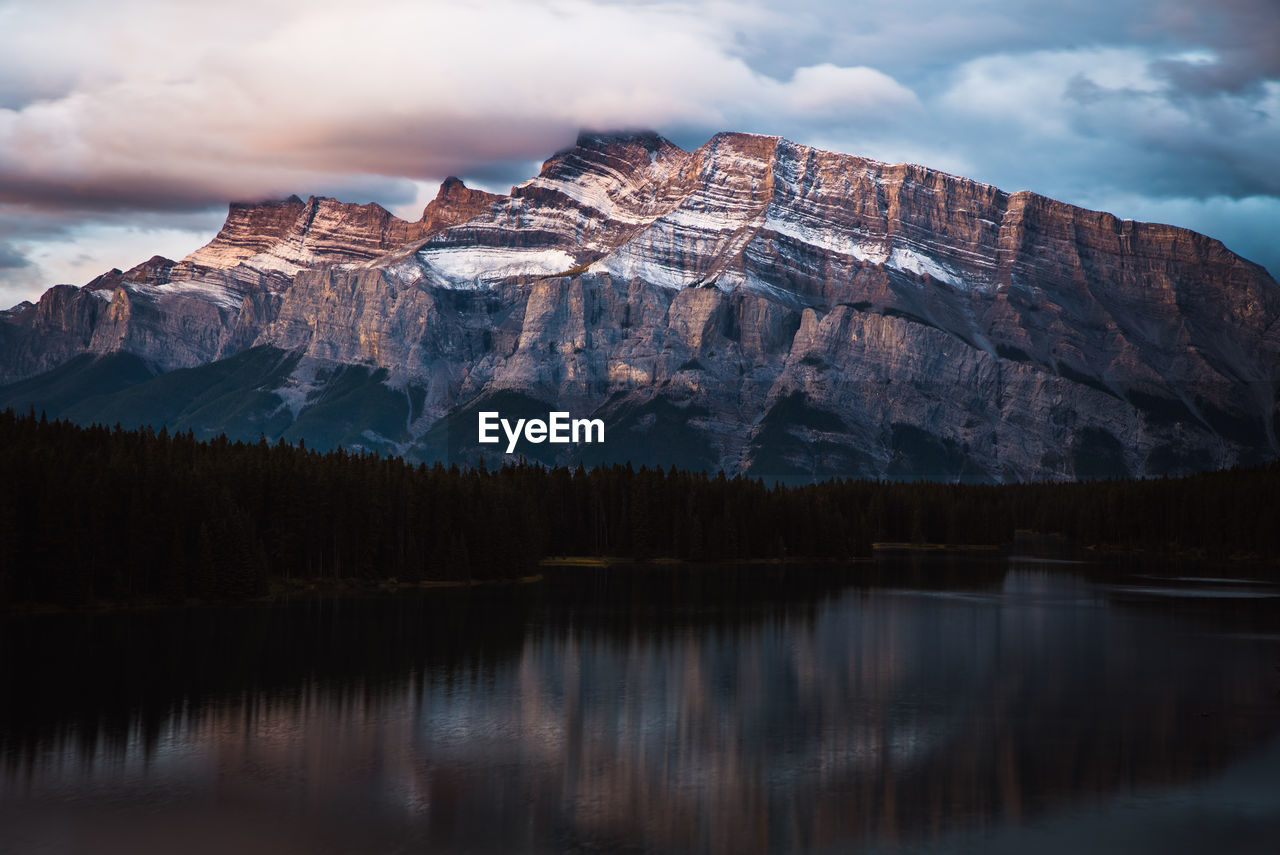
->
(238, 253), (306, 277)
(418, 246), (578, 288)
(521, 174), (651, 225)
(152, 281), (245, 310)
(598, 249), (692, 290)
(886, 245), (964, 288)
(764, 212), (889, 264)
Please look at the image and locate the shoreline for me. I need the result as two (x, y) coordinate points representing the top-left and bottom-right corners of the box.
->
(5, 545), (1278, 616)
(0, 573), (547, 616)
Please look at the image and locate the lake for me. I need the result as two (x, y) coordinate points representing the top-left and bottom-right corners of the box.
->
(2, 557), (1279, 854)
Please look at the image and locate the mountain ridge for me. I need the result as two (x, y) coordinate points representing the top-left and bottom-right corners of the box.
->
(3, 130), (1277, 481)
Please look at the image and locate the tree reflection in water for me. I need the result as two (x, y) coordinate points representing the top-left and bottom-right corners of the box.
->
(2, 560), (1278, 854)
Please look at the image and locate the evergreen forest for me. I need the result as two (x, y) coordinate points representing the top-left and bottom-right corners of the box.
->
(1, 408), (1276, 607)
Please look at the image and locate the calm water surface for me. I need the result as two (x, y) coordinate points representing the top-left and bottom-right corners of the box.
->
(2, 559), (1279, 854)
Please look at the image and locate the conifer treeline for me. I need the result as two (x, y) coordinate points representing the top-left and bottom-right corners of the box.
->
(0, 409), (1276, 606)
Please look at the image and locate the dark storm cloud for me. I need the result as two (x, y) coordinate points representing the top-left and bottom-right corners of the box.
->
(1049, 72), (1279, 199)
(1150, 0), (1280, 95)
(0, 177), (239, 214)
(0, 242), (32, 270)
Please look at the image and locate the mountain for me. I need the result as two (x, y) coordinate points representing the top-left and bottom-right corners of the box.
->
(2, 130), (1278, 481)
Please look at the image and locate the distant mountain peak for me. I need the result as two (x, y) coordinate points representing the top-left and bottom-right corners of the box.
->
(420, 177), (503, 235)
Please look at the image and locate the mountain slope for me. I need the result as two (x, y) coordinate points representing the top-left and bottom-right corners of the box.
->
(3, 131), (1277, 480)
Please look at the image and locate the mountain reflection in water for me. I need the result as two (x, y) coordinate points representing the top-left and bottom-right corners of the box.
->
(2, 560), (1278, 854)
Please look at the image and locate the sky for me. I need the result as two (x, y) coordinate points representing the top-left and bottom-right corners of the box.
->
(1, 0), (1278, 307)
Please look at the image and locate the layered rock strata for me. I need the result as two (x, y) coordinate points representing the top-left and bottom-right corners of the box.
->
(3, 131), (1276, 480)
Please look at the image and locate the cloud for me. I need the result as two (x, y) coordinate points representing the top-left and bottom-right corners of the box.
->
(0, 208), (226, 305)
(0, 0), (928, 305)
(0, 0), (1276, 307)
(1149, 0), (1280, 95)
(0, 0), (919, 213)
(0, 242), (31, 270)
(932, 47), (1280, 201)
(0, 238), (44, 308)
(778, 64), (919, 116)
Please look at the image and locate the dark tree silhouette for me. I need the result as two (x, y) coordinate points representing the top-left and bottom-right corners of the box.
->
(0, 407), (1276, 608)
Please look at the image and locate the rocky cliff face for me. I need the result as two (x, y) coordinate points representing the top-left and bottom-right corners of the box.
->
(3, 131), (1277, 481)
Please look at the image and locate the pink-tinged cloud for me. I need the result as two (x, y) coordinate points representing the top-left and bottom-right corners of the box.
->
(1, 0), (1277, 305)
(0, 0), (919, 213)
